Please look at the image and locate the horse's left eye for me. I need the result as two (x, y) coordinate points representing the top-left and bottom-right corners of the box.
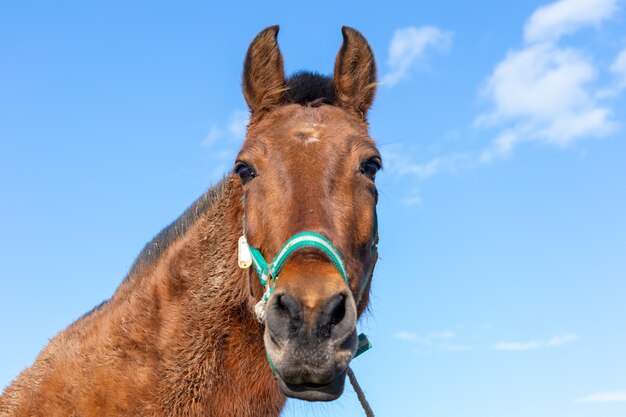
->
(360, 158), (382, 180)
(234, 161), (256, 185)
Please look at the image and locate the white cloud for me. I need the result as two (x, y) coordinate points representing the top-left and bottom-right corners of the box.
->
(384, 2), (621, 199)
(394, 330), (472, 352)
(227, 109), (249, 140)
(494, 333), (577, 351)
(201, 125), (223, 148)
(576, 390), (626, 403)
(200, 109), (249, 180)
(478, 44), (614, 152)
(442, 344), (473, 352)
(476, 0), (619, 158)
(382, 26), (453, 87)
(524, 0), (618, 44)
(494, 340), (542, 351)
(478, 129), (524, 162)
(381, 1), (623, 205)
(403, 194), (423, 207)
(381, 144), (472, 180)
(612, 48), (626, 80)
(431, 331), (456, 340)
(479, 45), (596, 125)
(201, 109), (249, 149)
(599, 48), (626, 97)
(545, 333), (578, 347)
(393, 331), (418, 341)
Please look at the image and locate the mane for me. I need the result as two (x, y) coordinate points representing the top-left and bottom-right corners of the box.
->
(285, 71), (335, 106)
(127, 178), (229, 278)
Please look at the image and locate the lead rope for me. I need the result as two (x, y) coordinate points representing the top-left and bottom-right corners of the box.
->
(347, 367), (375, 417)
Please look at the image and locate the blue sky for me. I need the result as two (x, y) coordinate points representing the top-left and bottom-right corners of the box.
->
(1, 1), (625, 416)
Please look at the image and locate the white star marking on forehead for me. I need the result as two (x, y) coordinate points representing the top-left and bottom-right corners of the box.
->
(294, 123), (325, 145)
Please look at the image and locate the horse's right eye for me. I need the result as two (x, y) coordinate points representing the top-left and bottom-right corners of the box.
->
(360, 157), (382, 181)
(234, 162), (256, 185)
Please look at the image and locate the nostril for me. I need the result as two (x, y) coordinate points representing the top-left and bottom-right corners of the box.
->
(324, 293), (346, 326)
(276, 294), (288, 311)
(317, 293), (347, 339)
(272, 293), (303, 338)
(277, 294), (302, 322)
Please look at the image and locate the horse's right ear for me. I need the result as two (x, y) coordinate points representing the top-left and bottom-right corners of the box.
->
(242, 25), (286, 114)
(333, 26), (377, 119)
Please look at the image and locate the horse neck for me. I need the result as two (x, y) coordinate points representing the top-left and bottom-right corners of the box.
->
(109, 177), (282, 413)
(113, 175), (254, 342)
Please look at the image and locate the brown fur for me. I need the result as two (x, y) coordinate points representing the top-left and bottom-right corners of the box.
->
(0, 25), (379, 416)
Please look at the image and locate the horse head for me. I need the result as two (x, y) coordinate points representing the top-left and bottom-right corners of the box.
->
(236, 25), (380, 401)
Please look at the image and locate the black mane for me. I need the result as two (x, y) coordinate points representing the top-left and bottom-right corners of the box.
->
(285, 71), (335, 106)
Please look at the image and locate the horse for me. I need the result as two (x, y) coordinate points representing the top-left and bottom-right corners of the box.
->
(0, 25), (381, 417)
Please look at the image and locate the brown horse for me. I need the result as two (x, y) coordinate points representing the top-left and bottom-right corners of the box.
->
(0, 25), (381, 417)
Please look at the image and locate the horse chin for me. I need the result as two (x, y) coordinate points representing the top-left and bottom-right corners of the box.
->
(263, 330), (357, 401)
(276, 370), (347, 402)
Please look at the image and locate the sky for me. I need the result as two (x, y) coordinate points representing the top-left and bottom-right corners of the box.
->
(1, 1), (625, 416)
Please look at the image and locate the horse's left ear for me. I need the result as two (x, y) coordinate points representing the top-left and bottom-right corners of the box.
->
(334, 26), (377, 119)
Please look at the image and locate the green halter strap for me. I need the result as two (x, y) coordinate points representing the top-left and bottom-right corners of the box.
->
(248, 232), (349, 301)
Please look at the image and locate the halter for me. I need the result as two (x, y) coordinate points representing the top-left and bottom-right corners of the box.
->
(238, 218), (378, 359)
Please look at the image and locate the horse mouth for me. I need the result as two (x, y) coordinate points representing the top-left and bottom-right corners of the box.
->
(276, 370), (347, 402)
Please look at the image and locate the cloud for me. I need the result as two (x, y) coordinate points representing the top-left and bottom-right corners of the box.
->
(494, 340), (542, 351)
(200, 109), (249, 180)
(201, 110), (248, 149)
(431, 331), (455, 340)
(476, 0), (619, 159)
(381, 144), (472, 180)
(403, 193), (423, 207)
(524, 0), (618, 44)
(494, 333), (577, 351)
(200, 125), (223, 149)
(382, 26), (453, 87)
(545, 333), (578, 347)
(226, 109), (249, 140)
(576, 390), (626, 403)
(394, 330), (471, 352)
(397, 329), (576, 353)
(380, 1), (624, 206)
(442, 344), (473, 352)
(612, 48), (626, 82)
(479, 45), (596, 126)
(598, 48), (626, 97)
(393, 331), (418, 341)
